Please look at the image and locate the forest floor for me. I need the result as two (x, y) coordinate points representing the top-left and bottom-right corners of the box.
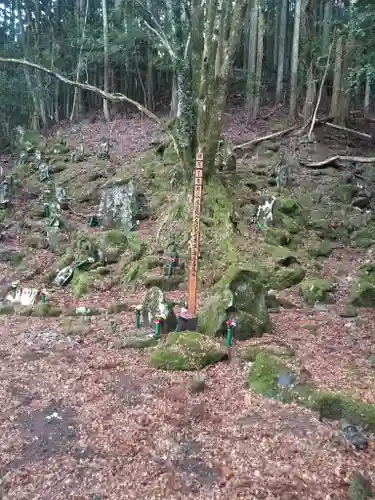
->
(1, 107), (375, 499)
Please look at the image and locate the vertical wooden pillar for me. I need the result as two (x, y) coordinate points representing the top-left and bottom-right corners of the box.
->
(187, 152), (204, 317)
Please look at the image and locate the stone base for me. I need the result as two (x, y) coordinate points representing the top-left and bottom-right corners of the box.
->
(177, 315), (198, 332)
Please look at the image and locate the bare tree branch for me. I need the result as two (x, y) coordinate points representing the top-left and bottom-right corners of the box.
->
(0, 56), (181, 155)
(0, 57), (161, 124)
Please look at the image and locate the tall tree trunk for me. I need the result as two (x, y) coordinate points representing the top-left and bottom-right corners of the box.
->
(364, 67), (371, 117)
(335, 36), (354, 125)
(276, 0), (288, 103)
(289, 0), (302, 118)
(322, 0), (332, 55)
(273, 4), (279, 72)
(246, 0), (258, 115)
(253, 8), (264, 117)
(330, 35), (343, 120)
(70, 0), (89, 121)
(102, 0), (110, 121)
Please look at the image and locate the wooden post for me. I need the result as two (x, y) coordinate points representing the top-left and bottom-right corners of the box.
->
(187, 152), (204, 317)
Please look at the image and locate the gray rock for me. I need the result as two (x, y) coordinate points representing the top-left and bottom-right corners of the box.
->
(142, 286), (177, 332)
(352, 196), (370, 209)
(277, 372), (296, 389)
(98, 180), (147, 231)
(340, 305), (358, 318)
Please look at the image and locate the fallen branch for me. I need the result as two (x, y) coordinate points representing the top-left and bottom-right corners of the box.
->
(308, 43), (333, 140)
(233, 115), (335, 151)
(324, 121), (372, 140)
(302, 155), (375, 168)
(233, 124), (299, 150)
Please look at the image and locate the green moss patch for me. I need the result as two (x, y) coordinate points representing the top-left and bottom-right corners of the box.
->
(20, 303), (62, 317)
(122, 335), (158, 349)
(350, 264), (375, 307)
(71, 270), (97, 298)
(248, 352), (375, 430)
(150, 331), (227, 371)
(198, 266), (271, 339)
(300, 279), (334, 304)
(0, 304), (15, 315)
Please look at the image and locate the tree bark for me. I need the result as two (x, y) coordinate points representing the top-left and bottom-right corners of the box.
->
(289, 0), (302, 118)
(275, 0), (288, 103)
(102, 0), (110, 122)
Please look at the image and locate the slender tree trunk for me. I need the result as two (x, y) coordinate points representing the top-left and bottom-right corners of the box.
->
(303, 63), (316, 125)
(71, 0), (89, 121)
(289, 0), (302, 118)
(322, 0), (332, 56)
(273, 4), (279, 71)
(102, 0), (110, 121)
(253, 8), (264, 117)
(335, 36), (354, 125)
(364, 67), (371, 117)
(246, 0), (258, 115)
(276, 0), (288, 103)
(330, 35), (343, 120)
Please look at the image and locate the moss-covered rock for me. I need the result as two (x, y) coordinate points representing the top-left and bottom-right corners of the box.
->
(197, 290), (233, 337)
(248, 352), (375, 430)
(122, 335), (158, 348)
(71, 270), (97, 298)
(238, 344), (295, 362)
(142, 286), (177, 332)
(351, 226), (375, 249)
(150, 331), (227, 370)
(265, 228), (292, 246)
(143, 274), (184, 291)
(271, 265), (306, 290)
(333, 183), (353, 203)
(215, 265), (269, 314)
(20, 303), (62, 317)
(307, 241), (333, 258)
(0, 304), (15, 315)
(228, 310), (265, 339)
(198, 266), (271, 337)
(350, 264), (375, 307)
(300, 279), (334, 304)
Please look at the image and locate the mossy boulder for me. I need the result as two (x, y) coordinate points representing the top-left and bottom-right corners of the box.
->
(265, 228), (292, 246)
(350, 264), (375, 307)
(20, 303), (62, 317)
(142, 286), (177, 332)
(198, 266), (271, 338)
(143, 274), (184, 291)
(351, 226), (375, 249)
(307, 241), (333, 258)
(239, 344), (295, 362)
(197, 290), (234, 336)
(300, 279), (334, 304)
(228, 310), (265, 339)
(71, 270), (97, 298)
(0, 304), (15, 315)
(149, 331), (227, 370)
(333, 183), (353, 203)
(122, 335), (158, 349)
(271, 265), (305, 290)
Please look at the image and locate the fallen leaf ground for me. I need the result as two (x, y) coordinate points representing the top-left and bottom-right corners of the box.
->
(1, 109), (375, 499)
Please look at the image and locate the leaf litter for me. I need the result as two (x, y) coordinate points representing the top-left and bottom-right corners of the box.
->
(0, 111), (375, 499)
